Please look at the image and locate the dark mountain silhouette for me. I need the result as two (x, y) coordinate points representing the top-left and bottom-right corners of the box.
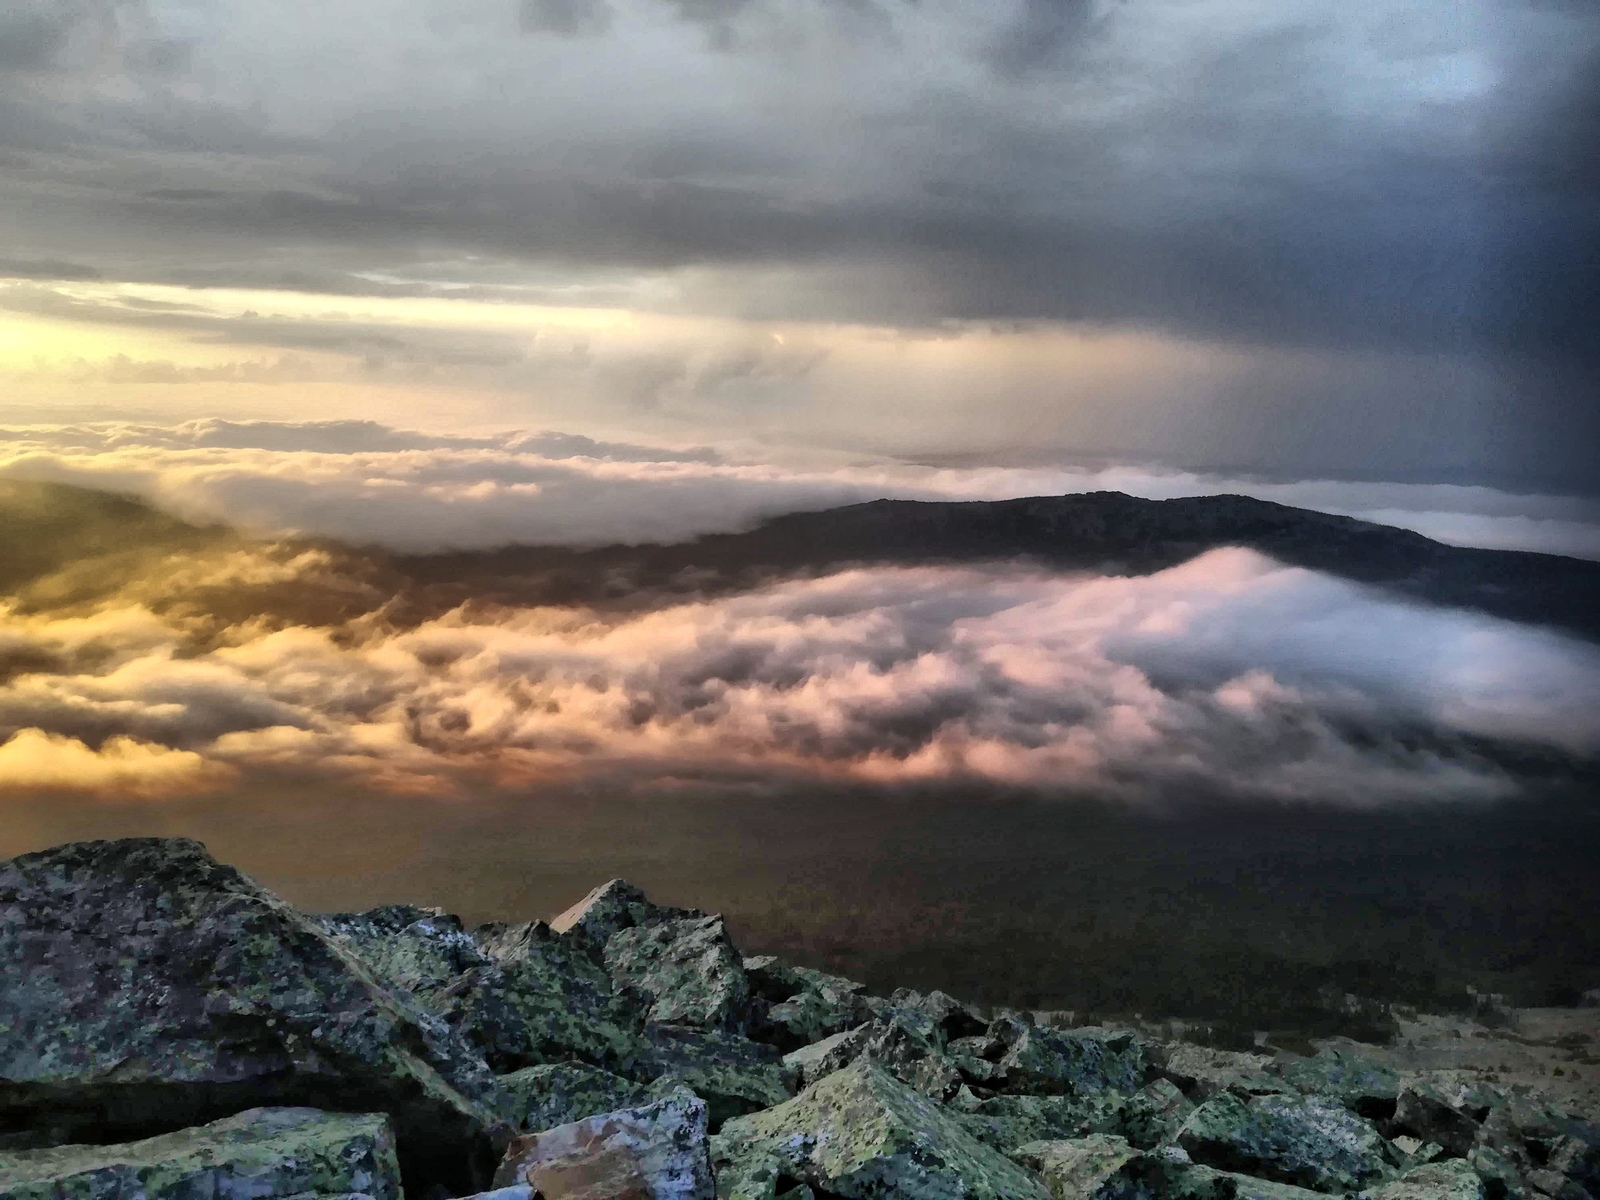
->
(396, 492), (1600, 642)
(3, 480), (1596, 641)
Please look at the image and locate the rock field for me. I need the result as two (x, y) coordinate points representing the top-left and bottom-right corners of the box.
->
(2, 837), (1596, 1200)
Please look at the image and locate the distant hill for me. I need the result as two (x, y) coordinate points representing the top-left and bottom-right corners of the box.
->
(3, 480), (1597, 641)
(397, 492), (1600, 642)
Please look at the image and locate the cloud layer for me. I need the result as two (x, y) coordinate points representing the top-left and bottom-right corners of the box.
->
(2, 420), (1597, 559)
(2, 546), (1595, 803)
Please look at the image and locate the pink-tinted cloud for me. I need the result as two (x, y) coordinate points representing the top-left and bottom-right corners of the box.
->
(1, 549), (1595, 804)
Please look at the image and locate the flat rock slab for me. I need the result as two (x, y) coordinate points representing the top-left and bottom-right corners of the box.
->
(492, 1090), (715, 1200)
(0, 1107), (400, 1200)
(712, 1060), (1050, 1200)
(1178, 1091), (1393, 1193)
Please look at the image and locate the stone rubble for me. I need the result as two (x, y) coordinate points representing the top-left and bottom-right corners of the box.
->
(4, 837), (1598, 1200)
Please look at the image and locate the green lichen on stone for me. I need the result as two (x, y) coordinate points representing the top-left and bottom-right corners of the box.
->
(0, 1107), (400, 1200)
(1178, 1091), (1392, 1193)
(605, 916), (752, 1033)
(1158, 1047), (1285, 1100)
(1118, 1080), (1195, 1149)
(0, 838), (505, 1196)
(1280, 1049), (1400, 1119)
(951, 1088), (1124, 1155)
(636, 1027), (795, 1131)
(992, 1020), (1149, 1098)
(1014, 1133), (1146, 1200)
(711, 1061), (1051, 1200)
(321, 907), (646, 1074)
(497, 1062), (651, 1133)
(1366, 1160), (1487, 1200)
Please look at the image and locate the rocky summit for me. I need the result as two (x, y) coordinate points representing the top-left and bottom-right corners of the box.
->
(3, 839), (1598, 1200)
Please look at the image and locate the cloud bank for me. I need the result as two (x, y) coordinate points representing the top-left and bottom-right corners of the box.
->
(1, 420), (1597, 559)
(1, 547), (1595, 803)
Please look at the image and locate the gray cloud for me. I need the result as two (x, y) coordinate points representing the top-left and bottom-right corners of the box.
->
(519, 0), (613, 37)
(0, 0), (1595, 487)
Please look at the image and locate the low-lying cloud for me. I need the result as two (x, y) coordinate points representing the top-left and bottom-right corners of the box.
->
(1, 548), (1595, 804)
(1, 419), (1597, 559)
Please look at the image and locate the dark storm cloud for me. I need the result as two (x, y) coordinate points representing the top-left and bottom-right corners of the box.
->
(0, 0), (1596, 486)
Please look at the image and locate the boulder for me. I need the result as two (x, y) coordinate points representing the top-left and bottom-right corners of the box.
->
(1469, 1147), (1527, 1200)
(751, 964), (874, 1051)
(1547, 1126), (1600, 1196)
(0, 1107), (400, 1200)
(1279, 1049), (1401, 1119)
(0, 838), (505, 1195)
(782, 1029), (867, 1090)
(1119, 1079), (1196, 1149)
(1189, 1167), (1330, 1200)
(1367, 1160), (1488, 1200)
(889, 989), (988, 1042)
(497, 1062), (651, 1134)
(1178, 1091), (1392, 1193)
(605, 917), (753, 1034)
(1394, 1086), (1482, 1160)
(990, 1018), (1149, 1097)
(491, 1089), (714, 1200)
(1158, 1046), (1285, 1100)
(635, 1026), (795, 1131)
(320, 905), (645, 1074)
(951, 1089), (1123, 1155)
(550, 880), (692, 951)
(711, 1061), (1051, 1200)
(1013, 1133), (1142, 1200)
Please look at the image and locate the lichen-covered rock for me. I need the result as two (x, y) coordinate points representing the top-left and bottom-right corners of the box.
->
(1158, 1047), (1285, 1100)
(498, 1062), (652, 1134)
(951, 1088), (1123, 1155)
(1119, 1079), (1196, 1149)
(1187, 1166), (1330, 1200)
(1177, 1091), (1392, 1193)
(491, 1089), (714, 1199)
(1280, 1049), (1401, 1119)
(750, 963), (874, 1052)
(320, 905), (645, 1074)
(711, 1061), (1051, 1200)
(551, 880), (693, 951)
(606, 917), (753, 1033)
(991, 1018), (1149, 1097)
(0, 1107), (400, 1200)
(1014, 1133), (1143, 1200)
(782, 1028), (867, 1090)
(0, 838), (505, 1196)
(1367, 1160), (1487, 1200)
(1468, 1146), (1526, 1200)
(1546, 1126), (1600, 1196)
(889, 989), (987, 1042)
(635, 1026), (795, 1132)
(1394, 1086), (1482, 1160)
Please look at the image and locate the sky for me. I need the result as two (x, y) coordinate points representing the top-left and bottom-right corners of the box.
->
(1, 0), (1597, 493)
(1, 3), (1598, 837)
